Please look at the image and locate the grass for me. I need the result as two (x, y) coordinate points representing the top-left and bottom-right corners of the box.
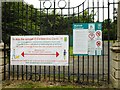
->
(2, 75), (113, 89)
(70, 46), (73, 56)
(2, 80), (111, 89)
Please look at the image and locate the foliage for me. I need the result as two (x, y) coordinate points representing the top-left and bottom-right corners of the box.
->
(102, 19), (117, 40)
(2, 2), (117, 44)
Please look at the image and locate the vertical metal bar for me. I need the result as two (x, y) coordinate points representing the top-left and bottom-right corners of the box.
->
(47, 9), (50, 81)
(72, 8), (75, 82)
(82, 56), (84, 82)
(83, 3), (85, 22)
(58, 8), (63, 82)
(48, 8), (50, 82)
(82, 3), (85, 82)
(92, 0), (95, 83)
(26, 4), (28, 80)
(43, 0), (46, 75)
(63, 66), (65, 82)
(73, 55), (74, 82)
(97, 56), (99, 83)
(17, 2), (20, 80)
(30, 7), (33, 80)
(88, 0), (90, 22)
(87, 56), (89, 82)
(39, 66), (41, 81)
(8, 2), (10, 80)
(49, 65), (50, 81)
(113, 0), (116, 41)
(58, 66), (60, 81)
(92, 0), (94, 22)
(44, 9), (48, 80)
(97, 0), (99, 83)
(108, 0), (110, 84)
(39, 0), (42, 81)
(0, 1), (2, 42)
(49, 66), (50, 81)
(21, 2), (24, 80)
(53, 66), (55, 81)
(102, 0), (105, 81)
(77, 6), (80, 83)
(26, 66), (27, 80)
(97, 0), (99, 22)
(35, 9), (37, 81)
(3, 2), (6, 80)
(92, 56), (94, 82)
(53, 0), (56, 82)
(35, 66), (36, 81)
(86, 0), (89, 83)
(68, 0), (70, 82)
(44, 55), (46, 78)
(12, 2), (15, 80)
(77, 56), (80, 82)
(78, 7), (79, 22)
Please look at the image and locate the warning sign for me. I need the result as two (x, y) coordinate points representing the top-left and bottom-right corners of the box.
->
(95, 30), (102, 38)
(95, 40), (102, 55)
(11, 35), (69, 66)
(73, 23), (102, 56)
(96, 40), (102, 48)
(88, 32), (95, 40)
(96, 31), (101, 37)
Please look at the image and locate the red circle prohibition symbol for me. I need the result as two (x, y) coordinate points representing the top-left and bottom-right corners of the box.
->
(96, 41), (101, 47)
(96, 31), (101, 37)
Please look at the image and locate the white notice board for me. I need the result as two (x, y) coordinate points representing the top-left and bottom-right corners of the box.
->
(11, 35), (69, 66)
(73, 23), (102, 55)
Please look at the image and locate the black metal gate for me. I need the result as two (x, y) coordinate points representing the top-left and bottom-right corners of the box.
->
(2, 0), (118, 84)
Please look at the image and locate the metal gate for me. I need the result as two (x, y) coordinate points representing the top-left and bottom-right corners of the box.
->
(2, 0), (118, 84)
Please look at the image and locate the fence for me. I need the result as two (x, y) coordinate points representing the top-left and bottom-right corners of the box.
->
(2, 0), (119, 84)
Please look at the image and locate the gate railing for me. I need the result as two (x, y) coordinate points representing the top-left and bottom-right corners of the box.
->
(2, 0), (118, 84)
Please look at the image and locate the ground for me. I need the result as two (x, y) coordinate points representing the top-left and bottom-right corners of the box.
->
(1, 79), (115, 89)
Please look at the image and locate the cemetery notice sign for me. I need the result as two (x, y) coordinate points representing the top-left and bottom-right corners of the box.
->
(11, 35), (69, 66)
(73, 23), (102, 55)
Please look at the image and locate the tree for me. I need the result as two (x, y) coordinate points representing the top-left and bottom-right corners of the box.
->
(102, 19), (117, 40)
(2, 2), (96, 44)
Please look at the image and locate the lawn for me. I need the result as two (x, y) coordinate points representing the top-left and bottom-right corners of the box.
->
(70, 46), (73, 56)
(2, 79), (113, 89)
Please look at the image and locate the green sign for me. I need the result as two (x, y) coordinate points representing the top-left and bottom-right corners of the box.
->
(73, 23), (102, 56)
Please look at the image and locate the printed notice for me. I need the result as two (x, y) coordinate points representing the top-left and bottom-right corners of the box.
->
(73, 29), (88, 54)
(73, 23), (102, 56)
(88, 24), (96, 55)
(11, 35), (69, 66)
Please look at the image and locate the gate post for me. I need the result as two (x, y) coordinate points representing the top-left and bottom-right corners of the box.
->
(110, 1), (120, 89)
(0, 0), (2, 86)
(0, 0), (2, 42)
(0, 42), (4, 89)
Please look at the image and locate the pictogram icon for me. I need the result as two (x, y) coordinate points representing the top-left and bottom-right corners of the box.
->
(88, 33), (95, 40)
(96, 31), (101, 37)
(96, 41), (101, 47)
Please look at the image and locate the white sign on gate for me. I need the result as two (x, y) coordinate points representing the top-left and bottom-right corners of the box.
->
(11, 35), (69, 66)
(73, 23), (102, 55)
